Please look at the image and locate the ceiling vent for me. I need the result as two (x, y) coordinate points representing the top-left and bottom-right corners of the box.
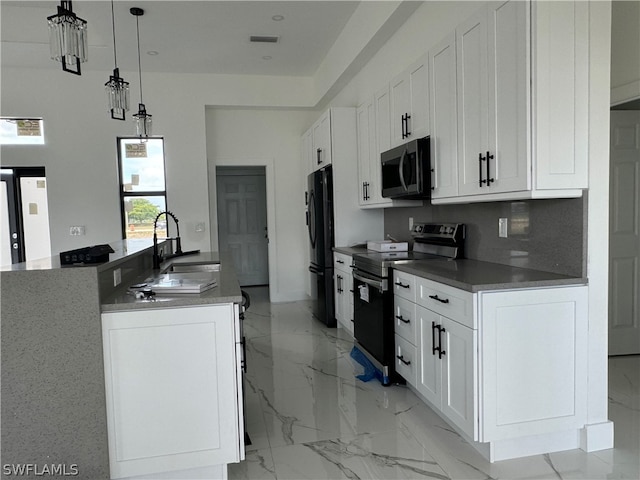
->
(250, 35), (279, 44)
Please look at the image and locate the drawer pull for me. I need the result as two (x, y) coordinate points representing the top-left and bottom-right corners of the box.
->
(397, 354), (411, 366)
(396, 315), (410, 324)
(337, 259), (344, 264)
(395, 281), (410, 289)
(429, 294), (449, 304)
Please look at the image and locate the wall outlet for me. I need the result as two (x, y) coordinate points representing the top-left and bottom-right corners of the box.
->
(113, 268), (122, 287)
(69, 225), (85, 236)
(195, 222), (205, 233)
(499, 218), (508, 238)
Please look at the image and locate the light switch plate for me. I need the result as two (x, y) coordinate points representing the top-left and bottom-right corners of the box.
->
(113, 268), (121, 287)
(499, 218), (508, 238)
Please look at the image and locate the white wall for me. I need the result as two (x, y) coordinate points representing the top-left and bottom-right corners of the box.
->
(611, 0), (640, 105)
(205, 107), (316, 302)
(0, 67), (313, 255)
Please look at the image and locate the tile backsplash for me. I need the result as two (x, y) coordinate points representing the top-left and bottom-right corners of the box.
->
(383, 195), (587, 277)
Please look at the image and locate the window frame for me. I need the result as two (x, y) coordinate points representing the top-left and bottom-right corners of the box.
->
(116, 137), (169, 240)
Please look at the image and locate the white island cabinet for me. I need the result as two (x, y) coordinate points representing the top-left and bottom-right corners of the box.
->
(101, 303), (244, 479)
(393, 269), (588, 462)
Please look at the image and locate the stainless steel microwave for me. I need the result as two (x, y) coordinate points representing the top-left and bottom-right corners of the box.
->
(381, 136), (431, 199)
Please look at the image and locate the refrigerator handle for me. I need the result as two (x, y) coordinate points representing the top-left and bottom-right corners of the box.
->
(308, 265), (324, 276)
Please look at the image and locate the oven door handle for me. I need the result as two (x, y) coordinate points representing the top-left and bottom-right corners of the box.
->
(353, 271), (387, 291)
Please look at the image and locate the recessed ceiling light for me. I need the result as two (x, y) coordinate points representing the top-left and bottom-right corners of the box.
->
(147, 50), (159, 56)
(262, 56), (272, 60)
(272, 15), (284, 21)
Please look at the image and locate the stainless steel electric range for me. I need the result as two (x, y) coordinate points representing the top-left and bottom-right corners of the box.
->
(351, 223), (465, 385)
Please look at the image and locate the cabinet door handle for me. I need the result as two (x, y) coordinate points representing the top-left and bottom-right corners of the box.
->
(365, 182), (370, 200)
(397, 354), (411, 366)
(395, 281), (410, 289)
(432, 321), (439, 356)
(396, 315), (410, 324)
(362, 182), (366, 201)
(429, 294), (449, 304)
(486, 151), (495, 186)
(479, 153), (486, 187)
(306, 211), (309, 225)
(405, 113), (411, 137)
(305, 191), (308, 205)
(317, 148), (322, 165)
(337, 275), (343, 293)
(438, 325), (446, 359)
(431, 167), (435, 191)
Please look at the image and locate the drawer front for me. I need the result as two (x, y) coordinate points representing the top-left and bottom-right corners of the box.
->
(334, 252), (352, 272)
(394, 296), (417, 344)
(393, 271), (416, 302)
(395, 334), (417, 386)
(417, 278), (474, 328)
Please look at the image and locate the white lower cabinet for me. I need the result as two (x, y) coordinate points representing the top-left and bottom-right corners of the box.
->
(334, 252), (354, 335)
(101, 304), (244, 479)
(393, 270), (588, 460)
(414, 299), (477, 440)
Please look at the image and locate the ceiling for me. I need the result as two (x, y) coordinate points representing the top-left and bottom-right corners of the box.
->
(0, 1), (361, 77)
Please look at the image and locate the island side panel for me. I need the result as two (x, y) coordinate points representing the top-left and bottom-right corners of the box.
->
(1, 268), (109, 480)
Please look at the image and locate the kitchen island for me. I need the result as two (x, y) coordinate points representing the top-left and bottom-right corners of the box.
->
(1, 240), (244, 480)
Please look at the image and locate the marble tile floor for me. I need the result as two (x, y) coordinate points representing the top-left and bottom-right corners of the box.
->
(229, 287), (639, 480)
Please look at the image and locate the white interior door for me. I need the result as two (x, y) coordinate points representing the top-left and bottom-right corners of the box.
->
(1, 180), (13, 265)
(216, 168), (269, 286)
(20, 176), (51, 261)
(609, 110), (640, 355)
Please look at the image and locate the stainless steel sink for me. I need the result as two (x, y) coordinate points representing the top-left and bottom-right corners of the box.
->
(161, 262), (221, 274)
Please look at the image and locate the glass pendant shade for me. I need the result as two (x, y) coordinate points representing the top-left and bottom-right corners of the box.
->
(47, 1), (87, 75)
(105, 70), (130, 120)
(133, 104), (152, 138)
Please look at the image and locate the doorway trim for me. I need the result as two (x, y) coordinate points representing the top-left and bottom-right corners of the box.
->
(210, 157), (278, 302)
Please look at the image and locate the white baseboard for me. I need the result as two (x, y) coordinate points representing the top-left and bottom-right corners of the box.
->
(580, 421), (615, 452)
(489, 429), (580, 462)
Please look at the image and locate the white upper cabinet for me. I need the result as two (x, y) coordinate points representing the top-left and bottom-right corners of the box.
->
(306, 110), (332, 172)
(390, 54), (430, 148)
(429, 33), (459, 199)
(356, 93), (423, 209)
(456, 0), (528, 197)
(431, 0), (589, 204)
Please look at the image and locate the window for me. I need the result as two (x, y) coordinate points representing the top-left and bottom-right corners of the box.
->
(0, 118), (45, 145)
(117, 137), (168, 240)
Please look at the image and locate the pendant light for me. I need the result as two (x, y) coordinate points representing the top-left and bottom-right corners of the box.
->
(105, 1), (129, 120)
(47, 1), (88, 75)
(131, 7), (152, 138)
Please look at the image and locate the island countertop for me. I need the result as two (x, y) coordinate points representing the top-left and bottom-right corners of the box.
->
(100, 251), (242, 312)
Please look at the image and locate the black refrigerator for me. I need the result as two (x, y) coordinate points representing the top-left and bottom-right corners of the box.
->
(306, 165), (336, 327)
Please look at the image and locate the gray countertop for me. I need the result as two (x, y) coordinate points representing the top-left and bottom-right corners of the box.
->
(101, 251), (242, 312)
(334, 245), (586, 292)
(393, 258), (587, 292)
(333, 246), (368, 256)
